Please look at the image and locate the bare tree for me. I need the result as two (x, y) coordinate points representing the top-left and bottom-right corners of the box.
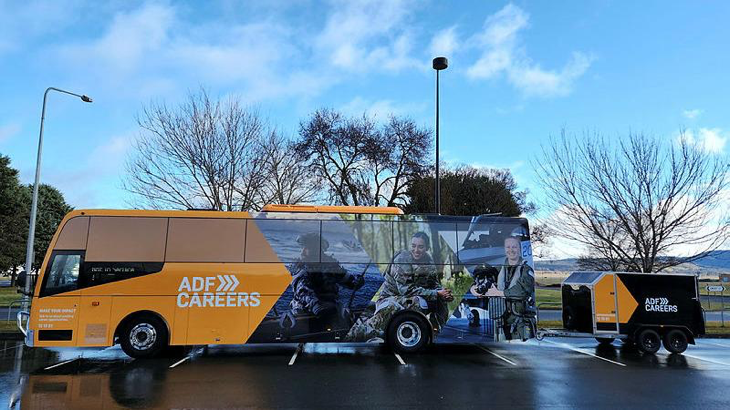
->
(124, 90), (269, 211)
(258, 130), (320, 205)
(537, 130), (729, 272)
(294, 109), (431, 207)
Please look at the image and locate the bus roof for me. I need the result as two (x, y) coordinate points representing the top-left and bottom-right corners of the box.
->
(261, 204), (404, 215)
(66, 205), (404, 219)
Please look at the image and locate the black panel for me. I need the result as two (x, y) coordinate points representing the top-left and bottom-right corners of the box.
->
(562, 284), (593, 332)
(80, 262), (164, 288)
(596, 322), (617, 331)
(38, 330), (73, 341)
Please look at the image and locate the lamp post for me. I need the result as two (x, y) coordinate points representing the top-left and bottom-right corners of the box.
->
(432, 57), (448, 214)
(22, 87), (92, 307)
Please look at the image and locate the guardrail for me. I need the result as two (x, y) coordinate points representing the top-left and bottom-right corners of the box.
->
(5, 299), (23, 322)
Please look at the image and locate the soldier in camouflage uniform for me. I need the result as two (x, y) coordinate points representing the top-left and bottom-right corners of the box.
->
(347, 232), (453, 341)
(289, 232), (364, 321)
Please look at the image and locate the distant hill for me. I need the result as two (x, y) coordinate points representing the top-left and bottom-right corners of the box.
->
(692, 250), (730, 269)
(536, 250), (730, 274)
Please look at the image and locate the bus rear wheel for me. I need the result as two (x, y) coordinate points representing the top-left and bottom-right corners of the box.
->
(120, 314), (168, 359)
(387, 312), (430, 354)
(663, 329), (688, 354)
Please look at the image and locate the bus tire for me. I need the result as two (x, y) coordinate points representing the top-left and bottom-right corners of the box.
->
(636, 328), (661, 354)
(119, 314), (169, 359)
(663, 329), (688, 354)
(387, 312), (430, 354)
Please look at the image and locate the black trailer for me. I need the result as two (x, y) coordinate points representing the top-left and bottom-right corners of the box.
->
(538, 271), (705, 354)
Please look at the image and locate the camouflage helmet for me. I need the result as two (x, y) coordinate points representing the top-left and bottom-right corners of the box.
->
(296, 232), (329, 251)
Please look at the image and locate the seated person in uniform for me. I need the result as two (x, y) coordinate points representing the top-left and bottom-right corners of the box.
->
(347, 231), (453, 341)
(289, 232), (364, 322)
(482, 236), (535, 340)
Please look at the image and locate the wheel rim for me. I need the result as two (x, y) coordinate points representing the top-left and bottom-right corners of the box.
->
(130, 323), (157, 351)
(642, 333), (658, 350)
(670, 335), (685, 350)
(397, 321), (422, 348)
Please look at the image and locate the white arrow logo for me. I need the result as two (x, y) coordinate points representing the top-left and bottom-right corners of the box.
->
(216, 274), (240, 292)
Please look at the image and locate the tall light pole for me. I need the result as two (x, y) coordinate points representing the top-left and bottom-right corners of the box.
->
(432, 57), (448, 215)
(22, 87), (92, 306)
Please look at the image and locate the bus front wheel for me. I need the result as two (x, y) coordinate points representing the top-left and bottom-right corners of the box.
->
(387, 312), (430, 354)
(120, 314), (169, 359)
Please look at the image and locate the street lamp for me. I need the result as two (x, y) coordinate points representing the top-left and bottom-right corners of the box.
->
(432, 57), (448, 214)
(22, 87), (92, 306)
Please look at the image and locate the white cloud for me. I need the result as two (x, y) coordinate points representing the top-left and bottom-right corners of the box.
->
(0, 123), (21, 143)
(683, 109), (702, 119)
(466, 4), (593, 97)
(0, 0), (83, 55)
(316, 0), (421, 73)
(679, 128), (727, 154)
(429, 26), (459, 57)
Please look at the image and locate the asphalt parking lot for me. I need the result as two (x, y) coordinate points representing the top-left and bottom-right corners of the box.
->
(2, 337), (730, 409)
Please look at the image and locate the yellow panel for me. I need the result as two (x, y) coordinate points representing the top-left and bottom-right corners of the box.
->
(109, 296), (177, 341)
(594, 273), (617, 323)
(616, 275), (639, 323)
(31, 295), (80, 347)
(77, 296), (112, 346)
(171, 304), (189, 345)
(186, 302), (249, 345)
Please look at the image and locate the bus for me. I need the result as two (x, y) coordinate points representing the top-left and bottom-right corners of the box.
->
(17, 205), (535, 358)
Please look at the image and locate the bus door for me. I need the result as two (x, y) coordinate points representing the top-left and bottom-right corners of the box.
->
(77, 267), (112, 347)
(33, 251), (83, 346)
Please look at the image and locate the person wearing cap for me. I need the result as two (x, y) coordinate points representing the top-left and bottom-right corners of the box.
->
(289, 232), (364, 320)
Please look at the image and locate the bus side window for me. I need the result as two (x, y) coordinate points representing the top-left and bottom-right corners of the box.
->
(41, 252), (83, 297)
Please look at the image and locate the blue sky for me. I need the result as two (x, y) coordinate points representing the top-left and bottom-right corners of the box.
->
(1, 0), (728, 221)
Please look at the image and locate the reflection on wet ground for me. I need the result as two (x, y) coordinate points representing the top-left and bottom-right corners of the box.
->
(2, 338), (730, 409)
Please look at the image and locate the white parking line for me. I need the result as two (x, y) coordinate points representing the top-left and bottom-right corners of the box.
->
(169, 356), (190, 368)
(541, 339), (626, 367)
(682, 354), (730, 367)
(288, 344), (304, 366)
(44, 358), (77, 370)
(393, 352), (406, 365)
(0, 344), (22, 353)
(474, 345), (517, 366)
(701, 340), (730, 348)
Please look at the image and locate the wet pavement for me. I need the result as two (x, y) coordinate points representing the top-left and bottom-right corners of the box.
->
(2, 337), (730, 409)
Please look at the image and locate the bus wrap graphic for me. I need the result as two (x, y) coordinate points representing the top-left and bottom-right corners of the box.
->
(177, 276), (261, 308)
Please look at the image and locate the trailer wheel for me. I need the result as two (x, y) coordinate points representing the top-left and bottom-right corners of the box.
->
(636, 328), (661, 354)
(595, 337), (613, 346)
(662, 329), (688, 354)
(387, 312), (430, 353)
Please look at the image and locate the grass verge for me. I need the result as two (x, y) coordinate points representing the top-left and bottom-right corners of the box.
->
(0, 287), (22, 307)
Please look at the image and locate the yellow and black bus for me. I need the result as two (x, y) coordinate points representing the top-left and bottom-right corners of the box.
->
(18, 205), (535, 358)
